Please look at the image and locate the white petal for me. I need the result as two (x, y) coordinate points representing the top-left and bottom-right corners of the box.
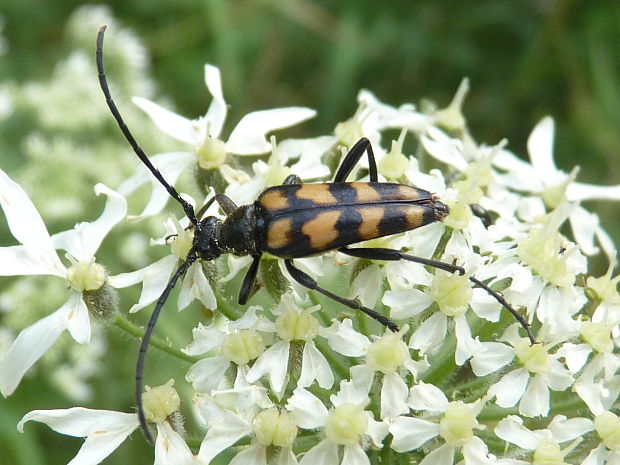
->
(320, 319), (370, 357)
(226, 107), (316, 155)
(380, 372), (409, 419)
(203, 64), (227, 138)
(409, 312), (447, 355)
(52, 184), (126, 260)
(454, 313), (477, 366)
(299, 439), (338, 465)
(421, 129), (467, 171)
(408, 382), (449, 412)
(547, 415), (594, 442)
(299, 340), (334, 389)
(185, 356), (230, 393)
(197, 403), (252, 463)
(331, 365), (373, 407)
(0, 301), (71, 395)
(287, 387), (328, 429)
(246, 340), (290, 394)
(229, 444), (266, 465)
(18, 407), (138, 465)
(542, 360), (573, 391)
(366, 416), (389, 447)
(154, 422), (197, 465)
(66, 292), (91, 344)
(568, 206), (599, 255)
(0, 245), (64, 277)
(527, 116), (560, 181)
(581, 444), (608, 465)
(489, 369), (529, 408)
(133, 96), (198, 144)
(0, 168), (64, 274)
(419, 443), (455, 465)
(108, 255), (177, 313)
(119, 152), (195, 220)
(469, 288), (502, 322)
(556, 343), (591, 374)
(383, 288), (433, 319)
(177, 261), (216, 311)
(520, 373), (549, 417)
(462, 436), (495, 465)
(276, 448), (300, 465)
(284, 136), (336, 179)
(183, 323), (226, 355)
(567, 181), (620, 202)
(494, 415), (539, 450)
(470, 342), (514, 376)
(342, 444), (370, 465)
(349, 265), (382, 308)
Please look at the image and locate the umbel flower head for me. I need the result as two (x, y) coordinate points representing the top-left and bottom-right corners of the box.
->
(1, 40), (620, 465)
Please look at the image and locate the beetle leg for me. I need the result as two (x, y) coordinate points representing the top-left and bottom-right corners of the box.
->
(339, 246), (535, 344)
(283, 174), (302, 185)
(333, 137), (378, 183)
(284, 259), (398, 331)
(238, 255), (262, 305)
(470, 204), (494, 228)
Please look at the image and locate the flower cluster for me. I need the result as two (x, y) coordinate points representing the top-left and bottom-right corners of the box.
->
(1, 26), (620, 465)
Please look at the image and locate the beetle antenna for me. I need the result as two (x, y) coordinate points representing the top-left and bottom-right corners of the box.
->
(135, 249), (198, 444)
(96, 25), (198, 225)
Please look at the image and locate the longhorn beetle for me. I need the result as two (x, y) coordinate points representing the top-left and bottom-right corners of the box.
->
(96, 26), (534, 443)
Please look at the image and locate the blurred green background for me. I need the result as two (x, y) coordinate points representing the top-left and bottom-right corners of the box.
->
(0, 1), (619, 464)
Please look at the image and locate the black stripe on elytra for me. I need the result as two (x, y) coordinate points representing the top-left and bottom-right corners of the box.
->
(328, 183), (358, 204)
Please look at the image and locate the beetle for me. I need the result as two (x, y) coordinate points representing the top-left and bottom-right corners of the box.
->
(96, 26), (533, 443)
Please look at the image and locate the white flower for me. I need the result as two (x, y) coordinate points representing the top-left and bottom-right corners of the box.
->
(0, 168), (126, 395)
(494, 414), (594, 465)
(18, 408), (140, 465)
(183, 307), (270, 393)
(389, 382), (496, 465)
(321, 319), (428, 419)
(286, 373), (388, 465)
(121, 64), (316, 218)
(18, 382), (200, 465)
(488, 324), (573, 417)
(195, 381), (298, 465)
(494, 116), (620, 258)
(245, 294), (334, 396)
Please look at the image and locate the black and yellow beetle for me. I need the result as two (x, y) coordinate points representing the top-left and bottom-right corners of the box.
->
(97, 26), (533, 443)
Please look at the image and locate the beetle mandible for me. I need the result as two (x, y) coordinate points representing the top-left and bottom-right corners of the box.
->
(96, 26), (533, 443)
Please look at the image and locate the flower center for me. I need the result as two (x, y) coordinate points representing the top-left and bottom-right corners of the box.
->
(196, 136), (227, 170)
(595, 411), (620, 451)
(324, 403), (368, 446)
(275, 307), (319, 342)
(222, 330), (265, 365)
(66, 257), (106, 291)
(253, 408), (298, 447)
(514, 339), (551, 374)
(430, 271), (472, 316)
(439, 401), (478, 447)
(532, 438), (570, 465)
(366, 332), (408, 374)
(142, 379), (180, 423)
(581, 321), (613, 353)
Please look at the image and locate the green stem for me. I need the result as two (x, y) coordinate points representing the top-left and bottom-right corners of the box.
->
(113, 314), (197, 364)
(478, 393), (589, 422)
(214, 287), (241, 321)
